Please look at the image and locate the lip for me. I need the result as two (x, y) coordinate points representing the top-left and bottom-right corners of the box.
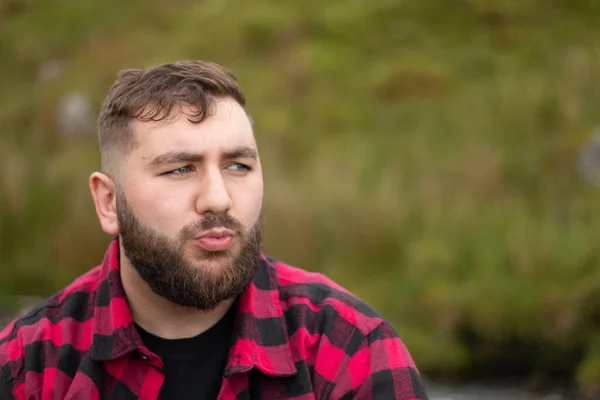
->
(193, 229), (235, 252)
(196, 228), (235, 239)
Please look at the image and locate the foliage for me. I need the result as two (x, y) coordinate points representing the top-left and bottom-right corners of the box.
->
(1, 0), (600, 395)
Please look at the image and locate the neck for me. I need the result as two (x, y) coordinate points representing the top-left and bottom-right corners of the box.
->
(119, 250), (235, 340)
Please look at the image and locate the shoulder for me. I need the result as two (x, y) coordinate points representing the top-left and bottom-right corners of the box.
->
(265, 255), (389, 337)
(0, 267), (102, 383)
(264, 256), (426, 398)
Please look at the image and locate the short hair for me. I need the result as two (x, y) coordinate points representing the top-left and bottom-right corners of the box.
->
(97, 60), (247, 178)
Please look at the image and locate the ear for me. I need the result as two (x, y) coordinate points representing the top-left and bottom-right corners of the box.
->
(89, 172), (119, 236)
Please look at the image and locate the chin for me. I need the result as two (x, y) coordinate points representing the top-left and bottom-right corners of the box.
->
(188, 250), (234, 268)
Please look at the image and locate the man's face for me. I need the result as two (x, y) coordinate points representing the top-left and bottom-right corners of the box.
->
(115, 97), (264, 310)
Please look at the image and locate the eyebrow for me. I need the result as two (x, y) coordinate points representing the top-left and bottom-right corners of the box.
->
(148, 146), (258, 168)
(148, 151), (204, 168)
(223, 146), (258, 161)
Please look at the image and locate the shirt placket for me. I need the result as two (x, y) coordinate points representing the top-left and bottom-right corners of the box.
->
(217, 372), (251, 400)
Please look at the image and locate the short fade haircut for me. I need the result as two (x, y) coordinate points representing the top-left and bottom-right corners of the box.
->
(97, 60), (248, 178)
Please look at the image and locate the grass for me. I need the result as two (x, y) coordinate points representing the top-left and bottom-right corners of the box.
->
(2, 0), (600, 395)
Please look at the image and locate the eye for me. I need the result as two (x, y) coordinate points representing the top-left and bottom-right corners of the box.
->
(165, 165), (193, 176)
(228, 163), (251, 172)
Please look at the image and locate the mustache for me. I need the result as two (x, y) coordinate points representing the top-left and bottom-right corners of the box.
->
(180, 212), (244, 240)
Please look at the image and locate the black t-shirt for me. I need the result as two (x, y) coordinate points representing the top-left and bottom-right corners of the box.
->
(136, 303), (237, 400)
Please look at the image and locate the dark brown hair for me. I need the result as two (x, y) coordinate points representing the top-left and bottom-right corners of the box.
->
(97, 60), (247, 177)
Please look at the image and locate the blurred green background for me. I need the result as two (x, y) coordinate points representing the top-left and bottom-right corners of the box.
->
(2, 0), (600, 398)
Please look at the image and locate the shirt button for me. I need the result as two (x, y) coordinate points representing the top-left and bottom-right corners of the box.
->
(141, 355), (149, 361)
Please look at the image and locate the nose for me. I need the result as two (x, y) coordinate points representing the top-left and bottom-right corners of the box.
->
(195, 167), (232, 214)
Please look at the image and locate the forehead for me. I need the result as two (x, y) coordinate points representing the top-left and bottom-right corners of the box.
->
(129, 98), (256, 157)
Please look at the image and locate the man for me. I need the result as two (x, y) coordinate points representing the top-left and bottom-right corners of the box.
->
(0, 61), (428, 399)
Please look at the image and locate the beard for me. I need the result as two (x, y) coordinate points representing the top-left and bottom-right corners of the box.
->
(116, 189), (263, 311)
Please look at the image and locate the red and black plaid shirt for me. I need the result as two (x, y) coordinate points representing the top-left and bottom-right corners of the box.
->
(0, 239), (427, 399)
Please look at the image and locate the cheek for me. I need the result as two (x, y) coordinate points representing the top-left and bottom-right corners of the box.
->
(129, 190), (187, 233)
(231, 179), (263, 223)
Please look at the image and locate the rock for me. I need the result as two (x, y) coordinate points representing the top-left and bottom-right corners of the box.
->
(57, 92), (94, 137)
(422, 377), (578, 400)
(37, 59), (65, 83)
(577, 127), (600, 185)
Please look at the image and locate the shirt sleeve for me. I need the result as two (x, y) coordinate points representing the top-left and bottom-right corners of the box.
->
(329, 322), (429, 400)
(0, 367), (15, 400)
(0, 337), (15, 400)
